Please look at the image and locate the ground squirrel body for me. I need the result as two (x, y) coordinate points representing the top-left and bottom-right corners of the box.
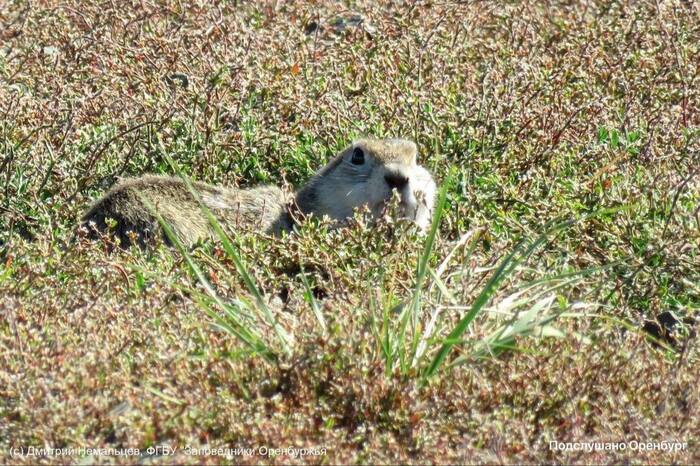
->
(81, 138), (437, 247)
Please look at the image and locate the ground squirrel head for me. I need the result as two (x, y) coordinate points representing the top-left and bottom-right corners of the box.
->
(295, 138), (437, 230)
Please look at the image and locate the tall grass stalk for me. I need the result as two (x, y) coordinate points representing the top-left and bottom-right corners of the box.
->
(371, 191), (632, 378)
(300, 266), (327, 334)
(424, 206), (634, 377)
(140, 194), (278, 362)
(145, 148), (293, 361)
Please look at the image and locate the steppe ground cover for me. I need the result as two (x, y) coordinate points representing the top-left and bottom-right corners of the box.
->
(1, 0), (699, 464)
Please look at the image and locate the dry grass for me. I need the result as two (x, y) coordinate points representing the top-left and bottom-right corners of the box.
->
(1, 0), (699, 464)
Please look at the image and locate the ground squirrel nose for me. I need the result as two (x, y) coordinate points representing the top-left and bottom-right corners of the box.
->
(385, 173), (409, 190)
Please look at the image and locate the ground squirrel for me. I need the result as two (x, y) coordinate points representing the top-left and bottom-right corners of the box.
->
(80, 138), (437, 248)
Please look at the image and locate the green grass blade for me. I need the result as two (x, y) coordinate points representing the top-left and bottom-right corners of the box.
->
(395, 180), (448, 372)
(423, 205), (634, 378)
(140, 194), (276, 363)
(161, 151), (293, 356)
(300, 266), (327, 333)
(423, 216), (578, 378)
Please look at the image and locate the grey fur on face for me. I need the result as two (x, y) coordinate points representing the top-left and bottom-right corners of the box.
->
(296, 138), (435, 230)
(80, 137), (437, 248)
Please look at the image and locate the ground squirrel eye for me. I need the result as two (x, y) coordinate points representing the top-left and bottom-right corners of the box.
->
(351, 147), (365, 165)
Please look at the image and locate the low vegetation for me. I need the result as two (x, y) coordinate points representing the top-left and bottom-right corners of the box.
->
(1, 1), (698, 464)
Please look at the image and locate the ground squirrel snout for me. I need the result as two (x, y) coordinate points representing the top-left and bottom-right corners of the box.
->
(80, 137), (437, 248)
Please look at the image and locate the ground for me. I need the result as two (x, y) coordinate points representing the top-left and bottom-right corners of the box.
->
(1, 0), (699, 464)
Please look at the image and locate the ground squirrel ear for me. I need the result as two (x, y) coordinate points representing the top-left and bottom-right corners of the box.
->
(351, 147), (365, 165)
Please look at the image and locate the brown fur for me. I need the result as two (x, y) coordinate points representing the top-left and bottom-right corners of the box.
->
(353, 138), (417, 166)
(81, 176), (290, 248)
